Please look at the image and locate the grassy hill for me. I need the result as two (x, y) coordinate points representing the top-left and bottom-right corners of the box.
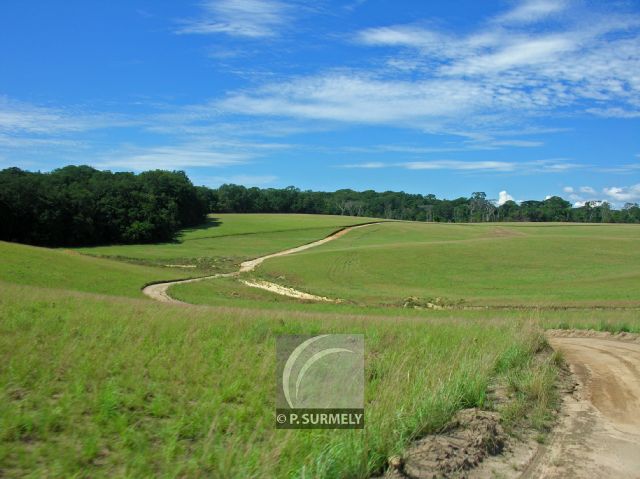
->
(251, 222), (640, 308)
(76, 214), (381, 273)
(0, 241), (186, 298)
(1, 214), (636, 477)
(1, 282), (552, 478)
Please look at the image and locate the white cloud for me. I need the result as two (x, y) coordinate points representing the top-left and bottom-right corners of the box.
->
(528, 159), (584, 172)
(338, 158), (583, 174)
(0, 96), (130, 134)
(445, 35), (578, 76)
(563, 186), (574, 193)
(579, 186), (595, 194)
(498, 190), (515, 205)
(603, 184), (640, 202)
(96, 145), (249, 171)
(220, 73), (490, 125)
(218, 2), (640, 136)
(495, 0), (570, 25)
(585, 107), (640, 118)
(356, 26), (448, 49)
(402, 160), (515, 171)
(489, 139), (543, 148)
(176, 0), (290, 38)
(341, 161), (386, 168)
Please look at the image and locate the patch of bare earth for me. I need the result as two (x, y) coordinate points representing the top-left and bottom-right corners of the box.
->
(378, 409), (507, 479)
(521, 330), (640, 478)
(238, 279), (338, 302)
(376, 330), (640, 479)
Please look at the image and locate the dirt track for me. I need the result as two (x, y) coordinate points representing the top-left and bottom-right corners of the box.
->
(523, 335), (640, 478)
(142, 222), (382, 303)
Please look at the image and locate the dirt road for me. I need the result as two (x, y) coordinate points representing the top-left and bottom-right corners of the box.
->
(142, 222), (382, 303)
(524, 334), (640, 478)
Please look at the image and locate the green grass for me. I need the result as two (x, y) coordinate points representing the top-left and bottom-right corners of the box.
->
(75, 214), (381, 273)
(494, 339), (562, 433)
(250, 222), (640, 307)
(0, 282), (547, 478)
(3, 214), (636, 478)
(0, 241), (187, 298)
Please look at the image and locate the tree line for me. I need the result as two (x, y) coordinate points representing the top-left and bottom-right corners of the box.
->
(0, 166), (209, 246)
(1, 166), (638, 247)
(209, 184), (640, 224)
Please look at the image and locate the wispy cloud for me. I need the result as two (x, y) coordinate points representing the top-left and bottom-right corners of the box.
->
(339, 158), (586, 174)
(217, 1), (640, 135)
(603, 184), (640, 202)
(402, 160), (515, 172)
(494, 0), (570, 25)
(176, 0), (290, 38)
(562, 183), (640, 205)
(341, 161), (386, 169)
(0, 96), (130, 134)
(95, 145), (249, 171)
(219, 73), (490, 125)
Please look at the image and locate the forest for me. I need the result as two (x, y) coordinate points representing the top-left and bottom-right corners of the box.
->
(210, 183), (640, 224)
(0, 166), (209, 246)
(1, 166), (639, 247)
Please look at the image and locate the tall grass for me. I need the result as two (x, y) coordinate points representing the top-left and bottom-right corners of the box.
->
(0, 283), (547, 478)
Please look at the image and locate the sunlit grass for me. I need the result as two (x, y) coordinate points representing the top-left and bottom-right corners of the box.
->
(1, 215), (637, 478)
(253, 222), (640, 307)
(1, 283), (546, 478)
(74, 214), (381, 273)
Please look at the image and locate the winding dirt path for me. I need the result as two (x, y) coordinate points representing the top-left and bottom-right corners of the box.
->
(142, 222), (382, 304)
(523, 333), (640, 478)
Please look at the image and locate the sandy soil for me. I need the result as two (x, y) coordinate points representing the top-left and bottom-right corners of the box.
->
(522, 335), (640, 478)
(239, 279), (337, 302)
(142, 222), (382, 303)
(142, 272), (236, 304)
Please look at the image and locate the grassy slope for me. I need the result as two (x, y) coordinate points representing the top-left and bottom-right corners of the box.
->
(75, 214), (381, 273)
(0, 282), (547, 478)
(252, 222), (640, 307)
(0, 241), (187, 298)
(3, 215), (635, 477)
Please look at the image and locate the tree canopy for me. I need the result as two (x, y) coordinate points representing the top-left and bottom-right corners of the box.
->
(1, 166), (638, 247)
(0, 166), (208, 246)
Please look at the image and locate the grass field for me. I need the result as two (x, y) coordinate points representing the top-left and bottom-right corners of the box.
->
(1, 213), (638, 478)
(76, 214), (380, 274)
(0, 241), (188, 298)
(0, 282), (553, 478)
(251, 222), (640, 308)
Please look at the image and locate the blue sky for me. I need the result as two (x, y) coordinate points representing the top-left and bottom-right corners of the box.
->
(1, 0), (639, 206)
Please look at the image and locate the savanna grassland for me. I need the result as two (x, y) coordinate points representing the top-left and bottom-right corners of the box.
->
(76, 214), (381, 274)
(1, 214), (638, 478)
(250, 222), (640, 308)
